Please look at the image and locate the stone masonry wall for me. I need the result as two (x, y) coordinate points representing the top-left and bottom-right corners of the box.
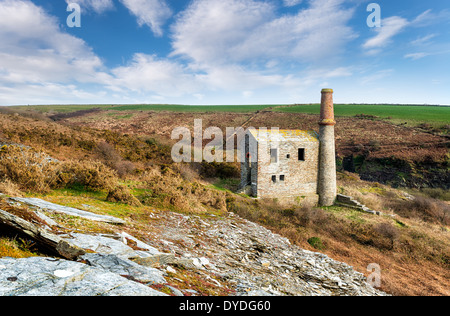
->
(240, 132), (259, 196)
(257, 139), (319, 201)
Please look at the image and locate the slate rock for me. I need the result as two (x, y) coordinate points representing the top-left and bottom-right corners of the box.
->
(62, 233), (142, 259)
(81, 253), (166, 285)
(0, 257), (167, 296)
(11, 197), (125, 224)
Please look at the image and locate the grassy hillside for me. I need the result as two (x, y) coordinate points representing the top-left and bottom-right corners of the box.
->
(0, 109), (448, 296)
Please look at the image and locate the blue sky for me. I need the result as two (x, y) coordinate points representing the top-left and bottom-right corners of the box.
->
(0, 0), (449, 105)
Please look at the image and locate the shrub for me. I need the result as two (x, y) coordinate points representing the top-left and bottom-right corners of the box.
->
(0, 179), (23, 197)
(106, 185), (141, 206)
(374, 223), (399, 250)
(95, 141), (136, 178)
(307, 237), (325, 250)
(77, 139), (97, 151)
(0, 145), (59, 193)
(139, 166), (226, 213)
(199, 161), (240, 179)
(114, 161), (136, 178)
(55, 160), (118, 192)
(420, 188), (450, 201)
(0, 237), (38, 259)
(387, 195), (450, 225)
(176, 163), (199, 182)
(294, 206), (329, 227)
(95, 141), (121, 166)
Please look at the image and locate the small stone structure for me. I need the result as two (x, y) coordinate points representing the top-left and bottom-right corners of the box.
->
(240, 129), (320, 204)
(239, 89), (337, 206)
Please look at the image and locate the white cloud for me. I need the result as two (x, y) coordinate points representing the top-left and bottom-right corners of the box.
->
(283, 0), (303, 7)
(0, 83), (109, 105)
(410, 34), (437, 46)
(363, 16), (409, 50)
(0, 1), (320, 105)
(119, 0), (172, 36)
(109, 53), (201, 97)
(363, 9), (450, 53)
(0, 0), (106, 85)
(171, 0), (356, 65)
(411, 9), (450, 26)
(361, 69), (393, 85)
(0, 0), (112, 104)
(65, 0), (114, 13)
(404, 52), (430, 60)
(0, 0), (394, 106)
(171, 0), (275, 64)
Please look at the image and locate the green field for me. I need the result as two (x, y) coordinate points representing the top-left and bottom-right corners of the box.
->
(110, 104), (276, 112)
(12, 104), (276, 113)
(275, 104), (450, 125)
(10, 103), (450, 126)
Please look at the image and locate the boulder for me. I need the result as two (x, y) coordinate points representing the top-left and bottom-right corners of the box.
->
(0, 257), (167, 296)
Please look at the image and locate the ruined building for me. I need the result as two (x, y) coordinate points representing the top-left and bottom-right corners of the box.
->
(239, 89), (337, 206)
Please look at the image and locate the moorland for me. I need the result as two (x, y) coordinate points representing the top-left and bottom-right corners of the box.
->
(0, 103), (448, 296)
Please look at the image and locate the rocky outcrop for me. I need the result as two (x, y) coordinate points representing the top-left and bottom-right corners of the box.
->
(0, 196), (388, 296)
(143, 211), (387, 296)
(10, 197), (125, 224)
(0, 257), (166, 296)
(0, 208), (86, 260)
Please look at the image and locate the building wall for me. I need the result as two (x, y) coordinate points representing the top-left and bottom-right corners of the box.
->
(239, 132), (259, 196)
(256, 139), (319, 200)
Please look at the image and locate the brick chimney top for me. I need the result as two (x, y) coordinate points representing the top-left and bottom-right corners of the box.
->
(319, 89), (336, 126)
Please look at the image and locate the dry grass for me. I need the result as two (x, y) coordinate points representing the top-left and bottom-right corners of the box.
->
(0, 179), (23, 197)
(0, 109), (448, 296)
(226, 185), (449, 296)
(338, 171), (450, 226)
(0, 237), (39, 259)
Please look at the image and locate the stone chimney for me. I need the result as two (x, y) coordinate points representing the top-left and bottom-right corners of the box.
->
(318, 89), (337, 206)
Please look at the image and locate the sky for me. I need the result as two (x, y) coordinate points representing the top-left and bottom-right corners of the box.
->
(0, 0), (449, 105)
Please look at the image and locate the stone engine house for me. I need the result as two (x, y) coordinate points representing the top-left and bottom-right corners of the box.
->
(240, 89), (337, 206)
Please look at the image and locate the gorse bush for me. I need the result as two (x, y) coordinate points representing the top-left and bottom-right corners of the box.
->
(139, 166), (226, 213)
(95, 141), (136, 178)
(55, 160), (118, 192)
(106, 185), (141, 206)
(0, 113), (172, 167)
(0, 145), (119, 193)
(0, 145), (59, 193)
